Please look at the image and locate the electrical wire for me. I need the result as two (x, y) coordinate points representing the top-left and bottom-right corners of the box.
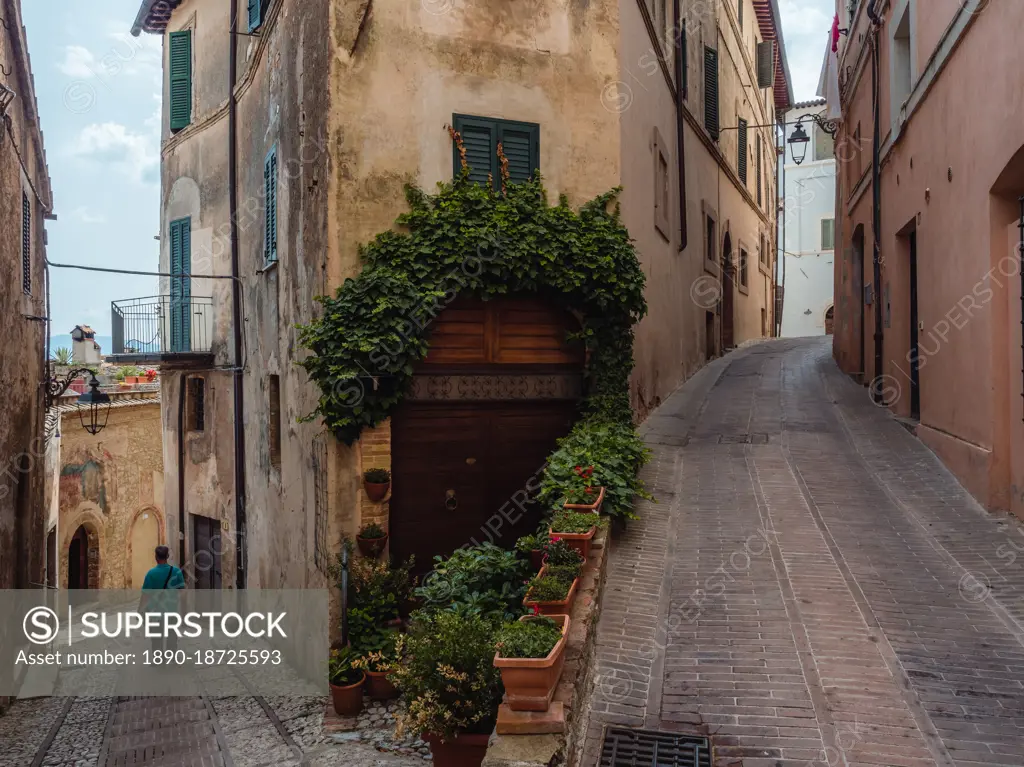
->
(3, 116), (51, 212)
(46, 258), (240, 281)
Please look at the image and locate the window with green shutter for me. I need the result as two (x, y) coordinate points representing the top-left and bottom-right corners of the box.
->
(452, 114), (540, 190)
(704, 46), (719, 140)
(264, 147), (278, 263)
(756, 135), (763, 206)
(169, 30), (192, 132)
(248, 0), (262, 32)
(737, 118), (748, 184)
(21, 193), (30, 295)
(169, 217), (192, 352)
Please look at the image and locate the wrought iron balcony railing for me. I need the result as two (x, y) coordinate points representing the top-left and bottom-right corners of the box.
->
(109, 295), (214, 364)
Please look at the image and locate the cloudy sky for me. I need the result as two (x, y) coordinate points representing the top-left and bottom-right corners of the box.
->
(24, 0), (832, 337)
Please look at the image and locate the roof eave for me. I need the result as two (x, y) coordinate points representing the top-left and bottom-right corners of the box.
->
(767, 0), (795, 111)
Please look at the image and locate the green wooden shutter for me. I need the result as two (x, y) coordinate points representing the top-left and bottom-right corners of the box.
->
(21, 193), (30, 295)
(453, 115), (497, 186)
(757, 41), (775, 89)
(248, 0), (262, 31)
(737, 118), (748, 184)
(169, 31), (192, 132)
(169, 217), (192, 352)
(704, 46), (719, 140)
(497, 122), (540, 183)
(265, 148), (278, 263)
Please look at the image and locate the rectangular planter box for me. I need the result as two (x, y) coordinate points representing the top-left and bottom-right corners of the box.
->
(549, 525), (596, 561)
(494, 614), (570, 712)
(523, 567), (579, 617)
(563, 485), (605, 513)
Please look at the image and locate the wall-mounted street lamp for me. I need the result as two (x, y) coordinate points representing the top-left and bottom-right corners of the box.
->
(787, 113), (839, 166)
(46, 368), (112, 436)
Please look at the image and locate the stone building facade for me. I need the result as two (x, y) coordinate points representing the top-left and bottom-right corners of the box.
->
(130, 0), (790, 588)
(832, 0), (1024, 517)
(50, 396), (166, 590)
(0, 0), (52, 593)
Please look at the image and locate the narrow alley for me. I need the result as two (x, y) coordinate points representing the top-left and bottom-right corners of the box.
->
(584, 337), (1024, 767)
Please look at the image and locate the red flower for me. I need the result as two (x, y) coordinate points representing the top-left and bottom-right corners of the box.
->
(550, 535), (561, 542)
(585, 487), (594, 495)
(531, 605), (541, 616)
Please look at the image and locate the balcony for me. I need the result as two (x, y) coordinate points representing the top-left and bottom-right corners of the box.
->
(107, 295), (215, 367)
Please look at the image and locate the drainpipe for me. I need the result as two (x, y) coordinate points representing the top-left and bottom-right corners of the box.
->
(867, 0), (884, 400)
(228, 0), (248, 588)
(177, 373), (187, 569)
(778, 127), (786, 336)
(1019, 197), (1024, 423)
(673, 0), (688, 251)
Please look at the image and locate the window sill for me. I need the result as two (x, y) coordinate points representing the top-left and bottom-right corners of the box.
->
(258, 259), (278, 275)
(738, 282), (750, 296)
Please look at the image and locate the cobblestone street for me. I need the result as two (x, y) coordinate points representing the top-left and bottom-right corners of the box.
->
(583, 337), (1024, 767)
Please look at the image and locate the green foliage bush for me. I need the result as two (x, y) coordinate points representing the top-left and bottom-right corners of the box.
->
(550, 511), (600, 535)
(414, 543), (530, 624)
(541, 539), (585, 568)
(526, 574), (571, 604)
(392, 611), (503, 740)
(495, 616), (564, 659)
(328, 646), (363, 687)
(544, 563), (582, 583)
(339, 554), (414, 656)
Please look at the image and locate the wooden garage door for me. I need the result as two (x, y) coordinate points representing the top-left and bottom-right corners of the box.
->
(390, 296), (583, 569)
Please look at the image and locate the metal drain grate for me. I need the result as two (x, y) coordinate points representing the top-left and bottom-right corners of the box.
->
(600, 727), (711, 767)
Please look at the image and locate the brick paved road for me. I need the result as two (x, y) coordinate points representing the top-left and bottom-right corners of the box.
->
(582, 338), (1024, 767)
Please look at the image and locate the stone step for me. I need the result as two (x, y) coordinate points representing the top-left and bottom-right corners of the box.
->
(107, 722), (216, 752)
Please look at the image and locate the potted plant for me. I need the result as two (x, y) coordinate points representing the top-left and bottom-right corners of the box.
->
(392, 611), (503, 767)
(515, 534), (545, 571)
(144, 368), (157, 383)
(522, 565), (580, 616)
(363, 467), (391, 502)
(563, 465), (605, 512)
(354, 634), (400, 701)
(356, 522), (389, 557)
(328, 646), (366, 716)
(494, 614), (570, 712)
(549, 511), (599, 560)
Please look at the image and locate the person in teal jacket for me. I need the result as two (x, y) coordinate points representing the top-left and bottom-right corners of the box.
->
(140, 545), (185, 655)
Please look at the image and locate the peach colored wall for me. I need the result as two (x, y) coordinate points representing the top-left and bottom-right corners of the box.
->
(834, 1), (1024, 514)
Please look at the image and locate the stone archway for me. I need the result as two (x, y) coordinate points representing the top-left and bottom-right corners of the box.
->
(63, 508), (103, 590)
(127, 506), (165, 588)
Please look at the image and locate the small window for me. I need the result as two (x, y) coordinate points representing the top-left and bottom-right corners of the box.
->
(739, 249), (749, 288)
(647, 0), (667, 47)
(737, 118), (748, 184)
(188, 377), (205, 432)
(452, 114), (540, 190)
(737, 0), (743, 30)
(268, 375), (281, 469)
(22, 193), (31, 295)
(248, 0), (265, 32)
(821, 218), (836, 251)
(264, 147), (278, 264)
(705, 213), (716, 263)
(759, 232), (766, 265)
(814, 123), (835, 161)
(653, 129), (670, 240)
(168, 30), (192, 132)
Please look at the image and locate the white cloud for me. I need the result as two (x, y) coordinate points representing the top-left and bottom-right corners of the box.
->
(778, 0), (835, 103)
(59, 45), (100, 78)
(72, 206), (106, 224)
(69, 122), (159, 186)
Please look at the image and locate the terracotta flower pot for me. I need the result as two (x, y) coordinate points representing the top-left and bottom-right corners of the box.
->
(356, 533), (388, 558)
(549, 525), (596, 561)
(523, 567), (579, 616)
(329, 672), (365, 716)
(364, 480), (390, 502)
(563, 485), (605, 513)
(365, 669), (399, 701)
(423, 731), (491, 767)
(494, 614), (570, 712)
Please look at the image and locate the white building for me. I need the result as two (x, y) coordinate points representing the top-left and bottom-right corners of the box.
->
(780, 99), (836, 337)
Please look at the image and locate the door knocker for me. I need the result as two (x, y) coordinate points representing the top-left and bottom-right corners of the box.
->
(445, 489), (458, 511)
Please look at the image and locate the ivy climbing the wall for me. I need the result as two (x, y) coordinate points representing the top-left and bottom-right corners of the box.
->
(298, 140), (652, 518)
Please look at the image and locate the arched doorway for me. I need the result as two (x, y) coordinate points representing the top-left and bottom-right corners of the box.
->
(824, 305), (835, 335)
(68, 525), (98, 589)
(129, 508), (162, 588)
(390, 296), (584, 569)
(722, 232), (736, 349)
(851, 225), (866, 373)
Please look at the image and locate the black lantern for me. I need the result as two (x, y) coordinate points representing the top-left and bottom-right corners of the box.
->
(76, 374), (111, 435)
(788, 122), (810, 165)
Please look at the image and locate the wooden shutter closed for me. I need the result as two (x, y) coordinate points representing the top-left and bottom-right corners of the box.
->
(498, 122), (539, 184)
(704, 47), (719, 140)
(453, 115), (540, 190)
(757, 41), (775, 89)
(738, 119), (748, 184)
(169, 218), (192, 352)
(455, 117), (497, 187)
(169, 31), (192, 132)
(264, 148), (278, 263)
(21, 193), (30, 294)
(248, 0), (262, 31)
